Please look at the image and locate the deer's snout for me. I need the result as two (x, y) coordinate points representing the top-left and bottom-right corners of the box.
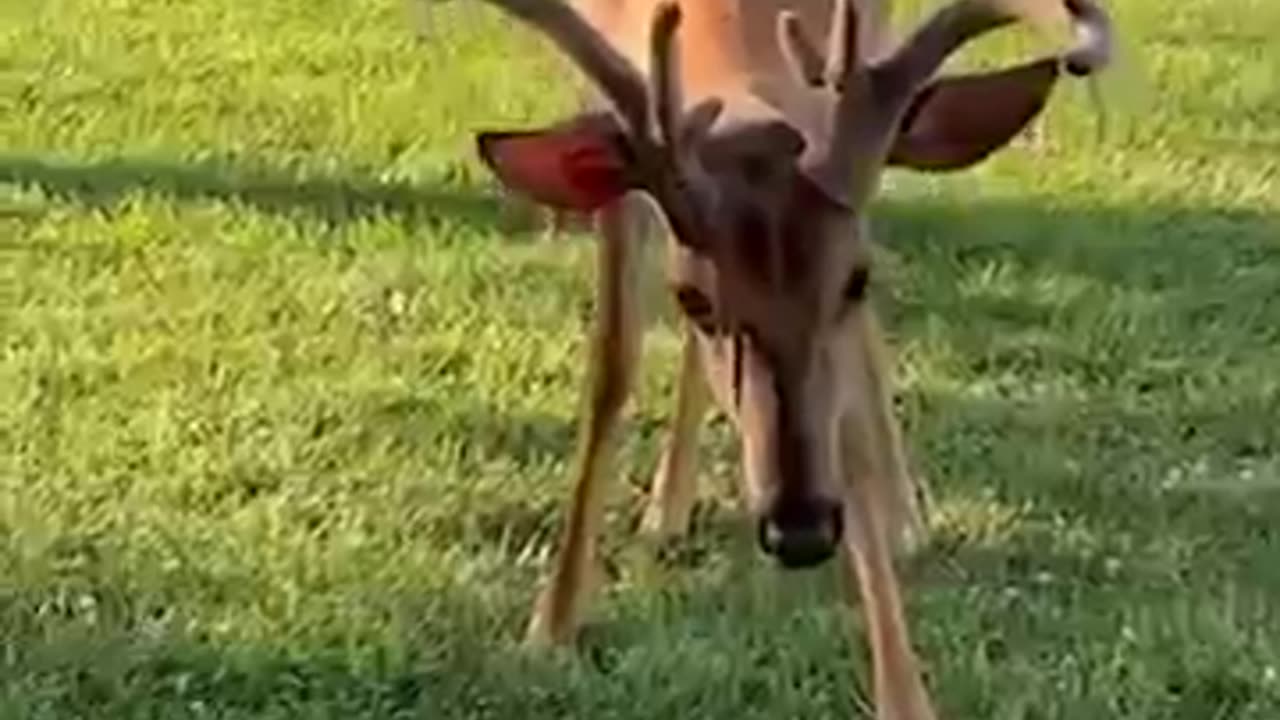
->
(757, 498), (843, 569)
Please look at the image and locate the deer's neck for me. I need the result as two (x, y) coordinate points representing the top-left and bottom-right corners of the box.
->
(573, 0), (887, 141)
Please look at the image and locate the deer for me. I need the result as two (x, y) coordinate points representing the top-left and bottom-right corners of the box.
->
(467, 0), (1113, 717)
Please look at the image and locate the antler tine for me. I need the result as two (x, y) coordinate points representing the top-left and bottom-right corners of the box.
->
(476, 0), (652, 137)
(650, 2), (684, 156)
(815, 0), (1114, 202)
(868, 0), (1113, 119)
(824, 0), (859, 90)
(777, 12), (826, 87)
(481, 0), (715, 171)
(679, 98), (726, 151)
(869, 0), (1016, 108)
(808, 0), (875, 203)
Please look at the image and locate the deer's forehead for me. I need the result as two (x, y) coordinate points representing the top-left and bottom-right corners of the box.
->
(726, 218), (824, 290)
(715, 177), (859, 290)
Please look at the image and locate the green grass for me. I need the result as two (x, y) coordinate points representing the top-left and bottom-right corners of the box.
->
(2, 0), (1278, 717)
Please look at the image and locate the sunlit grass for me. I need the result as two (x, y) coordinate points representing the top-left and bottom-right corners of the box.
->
(2, 0), (1278, 717)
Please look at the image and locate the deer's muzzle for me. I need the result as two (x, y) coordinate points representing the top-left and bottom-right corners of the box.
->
(758, 496), (844, 568)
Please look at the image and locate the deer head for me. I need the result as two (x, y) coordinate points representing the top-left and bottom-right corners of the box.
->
(476, 0), (1111, 568)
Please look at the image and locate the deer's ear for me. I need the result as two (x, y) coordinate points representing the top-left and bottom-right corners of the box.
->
(476, 113), (635, 211)
(887, 58), (1060, 171)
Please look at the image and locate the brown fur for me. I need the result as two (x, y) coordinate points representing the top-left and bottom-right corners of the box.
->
(470, 1), (1114, 718)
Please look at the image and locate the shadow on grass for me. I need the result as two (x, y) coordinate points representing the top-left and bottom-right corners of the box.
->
(0, 153), (509, 231)
(1, 580), (502, 718)
(872, 194), (1280, 329)
(5, 151), (1274, 265)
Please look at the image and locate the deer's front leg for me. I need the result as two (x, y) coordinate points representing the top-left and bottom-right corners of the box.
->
(837, 508), (938, 720)
(526, 194), (647, 647)
(839, 305), (938, 720)
(640, 323), (708, 539)
(851, 307), (929, 556)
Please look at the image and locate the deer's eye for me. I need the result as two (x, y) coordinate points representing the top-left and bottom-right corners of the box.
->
(674, 285), (717, 333)
(844, 265), (870, 302)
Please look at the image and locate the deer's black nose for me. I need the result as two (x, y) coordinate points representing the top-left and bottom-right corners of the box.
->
(757, 500), (843, 569)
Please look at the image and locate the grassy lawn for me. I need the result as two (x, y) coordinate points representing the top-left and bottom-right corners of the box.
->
(2, 0), (1278, 717)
